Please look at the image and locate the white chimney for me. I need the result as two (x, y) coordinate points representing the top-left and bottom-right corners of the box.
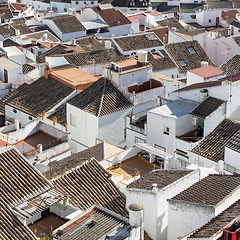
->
(152, 183), (158, 192)
(137, 50), (148, 66)
(31, 38), (37, 45)
(71, 38), (76, 45)
(15, 29), (20, 36)
(104, 40), (111, 49)
(129, 203), (143, 227)
(14, 118), (19, 131)
(37, 144), (43, 153)
(201, 61), (208, 67)
(200, 89), (208, 100)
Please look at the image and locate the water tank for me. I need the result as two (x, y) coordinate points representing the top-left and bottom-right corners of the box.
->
(200, 89), (208, 100)
(105, 40), (111, 49)
(31, 38), (37, 45)
(138, 50), (148, 63)
(201, 61), (208, 68)
(129, 203), (143, 227)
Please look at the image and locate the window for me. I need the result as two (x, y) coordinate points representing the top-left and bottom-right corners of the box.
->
(163, 126), (169, 135)
(13, 109), (17, 113)
(209, 19), (211, 23)
(178, 59), (187, 67)
(91, 1), (94, 4)
(76, 1), (78, 4)
(154, 144), (166, 152)
(135, 136), (146, 144)
(172, 74), (174, 78)
(28, 116), (33, 120)
(70, 114), (76, 126)
(187, 47), (196, 54)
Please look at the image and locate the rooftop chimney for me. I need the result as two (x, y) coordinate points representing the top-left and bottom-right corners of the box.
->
(104, 40), (111, 50)
(201, 61), (208, 68)
(137, 50), (148, 67)
(44, 65), (51, 79)
(31, 38), (37, 45)
(71, 38), (76, 45)
(152, 183), (158, 192)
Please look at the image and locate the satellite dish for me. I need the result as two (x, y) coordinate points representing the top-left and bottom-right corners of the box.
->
(42, 33), (48, 41)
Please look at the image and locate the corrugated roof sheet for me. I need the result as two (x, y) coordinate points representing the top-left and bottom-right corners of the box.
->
(81, 19), (109, 30)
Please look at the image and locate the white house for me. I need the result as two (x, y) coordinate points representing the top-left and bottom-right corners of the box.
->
(3, 46), (26, 64)
(0, 57), (22, 83)
(187, 65), (225, 86)
(67, 77), (134, 152)
(125, 168), (216, 240)
(168, 174), (240, 240)
(41, 15), (86, 41)
(229, 20), (240, 36)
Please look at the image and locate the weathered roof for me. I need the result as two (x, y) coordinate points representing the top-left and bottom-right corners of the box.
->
(219, 54), (240, 76)
(0, 8), (13, 20)
(76, 36), (103, 51)
(65, 48), (129, 67)
(22, 63), (36, 74)
(0, 147), (51, 240)
(188, 199), (240, 239)
(191, 119), (240, 162)
(11, 17), (25, 24)
(207, 0), (233, 9)
(11, 3), (29, 12)
(47, 104), (66, 126)
(156, 17), (184, 30)
(225, 129), (240, 153)
(8, 76), (74, 117)
(53, 205), (130, 240)
(23, 30), (60, 42)
(12, 23), (31, 35)
(180, 3), (204, 13)
(3, 38), (20, 47)
(111, 0), (150, 8)
(147, 50), (177, 71)
(127, 170), (193, 190)
(170, 174), (240, 206)
(68, 77), (133, 117)
(52, 158), (128, 217)
(165, 40), (214, 74)
(232, 36), (240, 48)
(0, 24), (15, 37)
(174, 28), (205, 41)
(113, 33), (163, 52)
(190, 96), (224, 119)
(46, 15), (85, 33)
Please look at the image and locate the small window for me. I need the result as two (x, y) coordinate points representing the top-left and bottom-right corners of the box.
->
(172, 74), (174, 78)
(70, 114), (76, 126)
(187, 47), (196, 54)
(91, 1), (94, 4)
(154, 144), (166, 152)
(76, 1), (78, 3)
(209, 19), (211, 23)
(28, 116), (33, 120)
(135, 136), (146, 143)
(178, 59), (187, 67)
(163, 126), (169, 135)
(13, 109), (17, 113)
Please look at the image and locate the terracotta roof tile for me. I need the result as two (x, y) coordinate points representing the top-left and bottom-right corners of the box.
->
(219, 54), (240, 76)
(171, 174), (240, 206)
(156, 17), (184, 30)
(22, 63), (36, 74)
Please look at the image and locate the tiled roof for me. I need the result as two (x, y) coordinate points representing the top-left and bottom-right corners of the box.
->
(147, 50), (177, 71)
(0, 9), (13, 20)
(219, 54), (240, 76)
(127, 170), (193, 190)
(165, 40), (214, 74)
(156, 17), (184, 30)
(207, 0), (233, 9)
(11, 17), (25, 24)
(36, 44), (82, 63)
(65, 48), (129, 67)
(232, 0), (240, 8)
(190, 96), (224, 119)
(22, 63), (36, 74)
(12, 23), (31, 35)
(0, 147), (50, 239)
(230, 20), (240, 28)
(92, 7), (131, 27)
(171, 174), (240, 206)
(145, 27), (168, 43)
(76, 36), (103, 51)
(114, 33), (163, 52)
(0, 83), (28, 114)
(225, 130), (240, 153)
(8, 76), (74, 117)
(47, 15), (85, 34)
(45, 142), (122, 179)
(174, 28), (205, 41)
(191, 119), (240, 162)
(52, 158), (128, 217)
(189, 65), (225, 78)
(53, 205), (131, 240)
(3, 38), (19, 47)
(152, 2), (179, 13)
(68, 77), (133, 117)
(180, 3), (204, 13)
(11, 3), (29, 12)
(188, 199), (240, 239)
(0, 24), (15, 37)
(47, 103), (66, 126)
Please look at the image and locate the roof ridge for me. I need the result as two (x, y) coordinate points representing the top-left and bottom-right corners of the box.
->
(98, 78), (107, 117)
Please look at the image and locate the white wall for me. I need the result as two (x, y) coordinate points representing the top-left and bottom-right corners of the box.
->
(224, 147), (240, 170)
(99, 107), (133, 147)
(154, 68), (178, 80)
(176, 114), (197, 136)
(168, 201), (215, 240)
(101, 24), (130, 38)
(67, 103), (99, 150)
(46, 56), (70, 68)
(196, 10), (221, 27)
(62, 30), (86, 42)
(168, 30), (187, 44)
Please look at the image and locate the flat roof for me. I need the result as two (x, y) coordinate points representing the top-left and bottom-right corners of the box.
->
(188, 65), (225, 78)
(149, 100), (197, 118)
(51, 66), (98, 90)
(145, 11), (162, 16)
(104, 58), (150, 74)
(3, 46), (25, 56)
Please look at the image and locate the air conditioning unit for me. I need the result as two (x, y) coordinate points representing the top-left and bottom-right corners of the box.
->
(192, 116), (198, 126)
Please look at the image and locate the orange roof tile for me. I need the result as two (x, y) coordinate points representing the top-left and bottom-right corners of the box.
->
(189, 65), (225, 78)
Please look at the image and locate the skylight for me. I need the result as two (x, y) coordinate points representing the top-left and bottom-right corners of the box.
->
(178, 59), (187, 67)
(187, 47), (196, 54)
